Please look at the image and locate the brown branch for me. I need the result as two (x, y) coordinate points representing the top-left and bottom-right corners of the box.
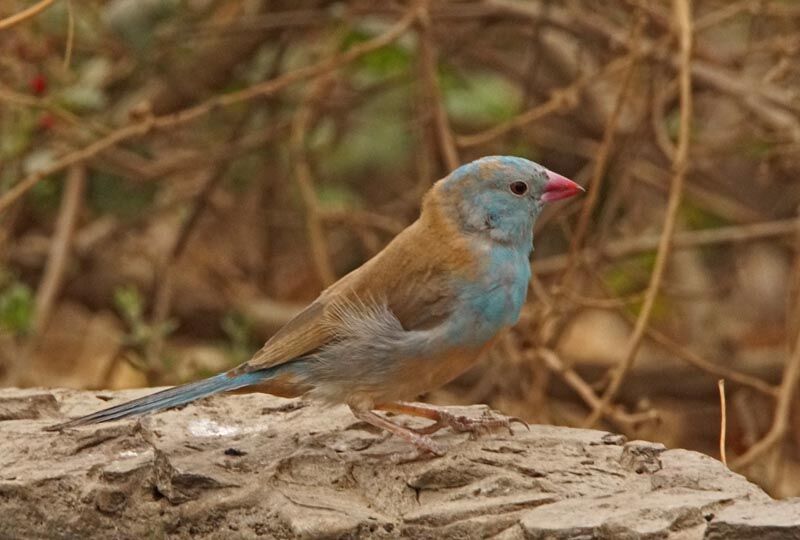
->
(0, 0), (56, 30)
(533, 218), (799, 275)
(732, 215), (800, 469)
(0, 7), (418, 215)
(291, 76), (337, 287)
(32, 164), (85, 333)
(562, 18), (641, 285)
(321, 209), (406, 236)
(417, 0), (459, 171)
(143, 113), (259, 378)
(581, 267), (779, 398)
(456, 54), (635, 148)
(584, 0), (693, 428)
(536, 348), (659, 431)
(643, 325), (777, 398)
(719, 379), (728, 467)
(63, 0), (75, 70)
(732, 316), (800, 469)
(488, 0), (800, 139)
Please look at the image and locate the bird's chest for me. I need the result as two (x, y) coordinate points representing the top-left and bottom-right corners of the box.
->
(451, 244), (531, 346)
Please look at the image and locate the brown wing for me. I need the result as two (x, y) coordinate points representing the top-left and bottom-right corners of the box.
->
(235, 214), (474, 374)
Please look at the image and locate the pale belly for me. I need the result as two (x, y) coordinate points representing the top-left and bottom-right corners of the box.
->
(337, 340), (491, 407)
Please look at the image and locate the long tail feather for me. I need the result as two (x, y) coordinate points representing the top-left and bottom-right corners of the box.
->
(44, 370), (269, 431)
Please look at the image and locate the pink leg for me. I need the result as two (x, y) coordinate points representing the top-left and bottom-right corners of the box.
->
(377, 401), (528, 436)
(348, 405), (445, 456)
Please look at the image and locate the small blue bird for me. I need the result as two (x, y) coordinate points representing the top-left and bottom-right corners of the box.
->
(47, 156), (583, 454)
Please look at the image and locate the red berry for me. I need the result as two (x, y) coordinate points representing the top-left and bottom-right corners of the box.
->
(37, 113), (55, 131)
(30, 74), (47, 95)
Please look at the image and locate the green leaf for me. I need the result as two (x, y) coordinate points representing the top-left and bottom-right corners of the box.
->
(0, 282), (34, 336)
(442, 71), (521, 125)
(114, 284), (144, 325)
(88, 172), (156, 218)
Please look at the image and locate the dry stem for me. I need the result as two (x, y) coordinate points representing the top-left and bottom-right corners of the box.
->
(584, 0), (693, 427)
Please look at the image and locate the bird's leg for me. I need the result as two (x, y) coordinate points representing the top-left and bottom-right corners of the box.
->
(376, 401), (528, 436)
(348, 405), (445, 456)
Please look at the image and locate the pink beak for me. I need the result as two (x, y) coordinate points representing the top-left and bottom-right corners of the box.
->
(542, 170), (585, 202)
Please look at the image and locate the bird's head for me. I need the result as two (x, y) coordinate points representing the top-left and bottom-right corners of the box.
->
(429, 155), (584, 246)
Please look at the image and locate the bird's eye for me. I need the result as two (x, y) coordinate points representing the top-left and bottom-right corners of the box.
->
(509, 181), (528, 196)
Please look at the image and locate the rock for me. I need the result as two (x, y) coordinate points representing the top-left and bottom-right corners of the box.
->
(705, 499), (800, 540)
(0, 387), (797, 539)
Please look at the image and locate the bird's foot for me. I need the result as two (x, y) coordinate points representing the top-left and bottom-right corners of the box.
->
(406, 432), (446, 456)
(377, 401), (528, 438)
(415, 409), (528, 437)
(349, 405), (446, 456)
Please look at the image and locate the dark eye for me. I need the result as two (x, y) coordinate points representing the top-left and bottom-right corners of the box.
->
(509, 181), (528, 196)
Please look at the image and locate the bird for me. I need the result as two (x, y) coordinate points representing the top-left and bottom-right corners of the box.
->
(46, 156), (583, 455)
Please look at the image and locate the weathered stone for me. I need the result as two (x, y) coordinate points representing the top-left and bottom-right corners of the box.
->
(0, 387), (796, 539)
(704, 499), (800, 540)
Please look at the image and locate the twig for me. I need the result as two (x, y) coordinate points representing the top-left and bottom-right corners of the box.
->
(0, 0), (56, 30)
(417, 0), (459, 170)
(651, 78), (679, 161)
(732, 214), (800, 469)
(537, 348), (659, 430)
(456, 54), (635, 148)
(533, 218), (799, 275)
(0, 85), (109, 134)
(32, 164), (85, 333)
(0, 7), (418, 214)
(321, 209), (406, 235)
(563, 18), (641, 284)
(582, 267), (778, 398)
(584, 0), (693, 427)
(694, 0), (755, 32)
(644, 325), (777, 397)
(488, 0), (799, 140)
(719, 379), (728, 466)
(291, 76), (337, 287)
(63, 0), (75, 70)
(144, 98), (269, 377)
(732, 319), (800, 469)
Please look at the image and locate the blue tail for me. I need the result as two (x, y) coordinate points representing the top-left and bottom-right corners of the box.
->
(44, 370), (271, 431)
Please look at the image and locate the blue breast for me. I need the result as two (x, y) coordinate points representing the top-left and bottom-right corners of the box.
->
(449, 243), (531, 347)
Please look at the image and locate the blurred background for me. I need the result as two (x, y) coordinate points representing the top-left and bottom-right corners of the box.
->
(2, 0), (800, 496)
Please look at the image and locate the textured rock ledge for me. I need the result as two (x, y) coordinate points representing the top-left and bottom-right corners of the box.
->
(1, 387), (798, 539)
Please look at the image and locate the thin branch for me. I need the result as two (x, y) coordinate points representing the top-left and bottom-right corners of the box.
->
(0, 7), (418, 214)
(144, 114), (256, 377)
(417, 0), (459, 170)
(489, 0), (800, 139)
(291, 76), (337, 287)
(63, 0), (75, 70)
(563, 18), (641, 285)
(584, 0), (693, 427)
(732, 215), (800, 469)
(644, 325), (777, 397)
(456, 54), (635, 148)
(719, 379), (728, 467)
(537, 348), (659, 430)
(533, 218), (799, 275)
(0, 0), (56, 30)
(732, 318), (800, 469)
(32, 164), (85, 333)
(321, 209), (406, 235)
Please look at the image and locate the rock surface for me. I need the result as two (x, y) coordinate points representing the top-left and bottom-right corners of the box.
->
(0, 387), (798, 539)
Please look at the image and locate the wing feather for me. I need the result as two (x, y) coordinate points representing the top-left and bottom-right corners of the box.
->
(235, 212), (477, 373)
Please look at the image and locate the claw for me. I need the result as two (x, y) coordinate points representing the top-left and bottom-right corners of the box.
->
(430, 410), (525, 438)
(412, 434), (446, 456)
(507, 416), (530, 434)
(375, 402), (527, 446)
